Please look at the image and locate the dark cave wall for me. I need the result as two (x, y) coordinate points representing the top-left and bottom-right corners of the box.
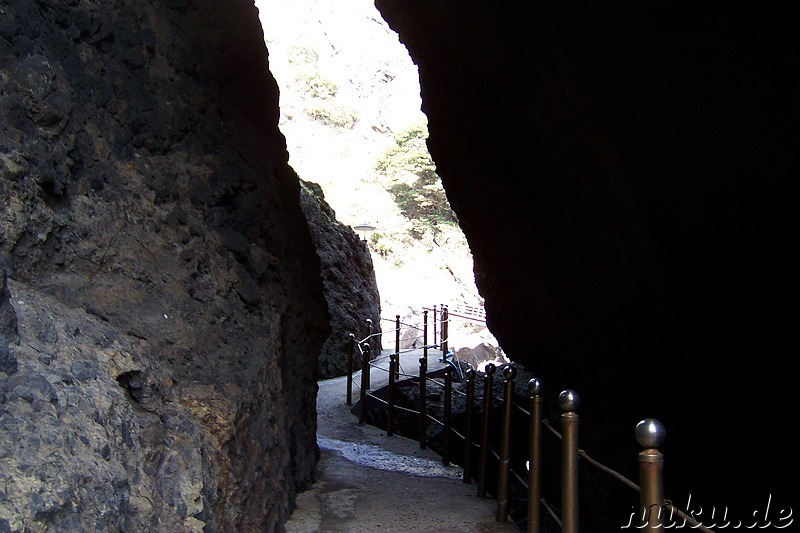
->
(376, 0), (798, 527)
(2, 0), (329, 530)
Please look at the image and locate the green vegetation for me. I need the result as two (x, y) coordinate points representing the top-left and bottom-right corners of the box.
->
(286, 46), (358, 129)
(368, 231), (393, 259)
(375, 121), (457, 237)
(304, 103), (358, 129)
(287, 45), (319, 67)
(286, 44), (457, 247)
(296, 72), (339, 100)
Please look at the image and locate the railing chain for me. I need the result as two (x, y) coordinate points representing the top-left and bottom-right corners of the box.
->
(343, 309), (693, 532)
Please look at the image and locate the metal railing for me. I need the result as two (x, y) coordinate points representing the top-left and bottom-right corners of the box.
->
(344, 312), (717, 533)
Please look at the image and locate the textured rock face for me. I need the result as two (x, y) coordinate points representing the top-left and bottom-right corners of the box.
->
(376, 0), (797, 529)
(299, 180), (382, 379)
(1, 1), (329, 531)
(0, 271), (18, 373)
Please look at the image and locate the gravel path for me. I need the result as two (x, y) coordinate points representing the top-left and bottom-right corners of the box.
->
(284, 352), (520, 532)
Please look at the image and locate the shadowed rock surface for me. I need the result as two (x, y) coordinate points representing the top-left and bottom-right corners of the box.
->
(374, 1), (798, 529)
(299, 180), (382, 379)
(1, 1), (333, 530)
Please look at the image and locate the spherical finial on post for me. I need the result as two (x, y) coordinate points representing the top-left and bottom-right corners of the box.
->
(559, 389), (580, 531)
(527, 376), (544, 531)
(502, 364), (517, 380)
(484, 362), (496, 375)
(465, 367), (476, 380)
(635, 418), (666, 449)
(636, 418), (666, 530)
(558, 389), (580, 412)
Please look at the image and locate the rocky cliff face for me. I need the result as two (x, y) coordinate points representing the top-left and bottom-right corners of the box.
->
(375, 0), (797, 529)
(299, 180), (382, 379)
(1, 1), (335, 530)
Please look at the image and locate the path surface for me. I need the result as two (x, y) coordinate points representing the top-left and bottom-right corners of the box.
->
(284, 350), (520, 532)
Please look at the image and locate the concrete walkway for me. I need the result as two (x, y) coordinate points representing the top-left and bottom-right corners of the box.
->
(284, 349), (520, 532)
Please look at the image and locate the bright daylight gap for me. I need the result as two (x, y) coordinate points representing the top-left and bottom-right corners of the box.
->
(256, 0), (503, 360)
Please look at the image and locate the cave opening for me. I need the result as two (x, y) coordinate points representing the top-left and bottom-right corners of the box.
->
(256, 0), (502, 358)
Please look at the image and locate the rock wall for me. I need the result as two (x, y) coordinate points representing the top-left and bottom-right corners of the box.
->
(1, 1), (329, 531)
(376, 0), (798, 529)
(299, 179), (382, 379)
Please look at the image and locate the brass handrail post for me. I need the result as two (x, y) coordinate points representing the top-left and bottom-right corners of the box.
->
(387, 353), (397, 436)
(432, 305), (437, 347)
(441, 305), (449, 355)
(463, 367), (476, 483)
(418, 355), (428, 449)
(636, 418), (666, 532)
(394, 314), (401, 379)
(346, 333), (355, 406)
(443, 365), (452, 466)
(527, 378), (543, 533)
(358, 342), (371, 425)
(497, 365), (517, 522)
(419, 310), (429, 449)
(364, 318), (373, 390)
(423, 309), (428, 354)
(560, 389), (580, 533)
(477, 363), (496, 498)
